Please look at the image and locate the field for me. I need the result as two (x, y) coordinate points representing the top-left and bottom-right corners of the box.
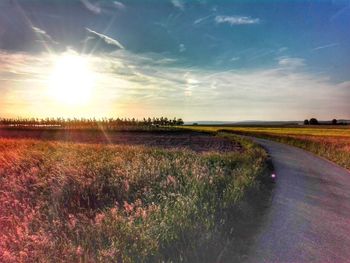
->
(0, 129), (241, 153)
(0, 130), (272, 262)
(186, 126), (350, 170)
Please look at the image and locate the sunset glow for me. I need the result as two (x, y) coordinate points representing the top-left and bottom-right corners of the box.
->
(48, 53), (95, 105)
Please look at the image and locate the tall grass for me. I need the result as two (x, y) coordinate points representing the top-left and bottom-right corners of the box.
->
(0, 134), (271, 262)
(246, 134), (350, 170)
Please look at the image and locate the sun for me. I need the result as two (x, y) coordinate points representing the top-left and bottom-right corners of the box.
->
(48, 53), (95, 105)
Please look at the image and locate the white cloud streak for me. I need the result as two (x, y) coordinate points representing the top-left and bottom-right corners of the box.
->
(80, 0), (102, 14)
(113, 1), (126, 10)
(194, 14), (214, 25)
(81, 0), (125, 14)
(31, 26), (59, 46)
(312, 43), (339, 51)
(85, 28), (124, 50)
(215, 15), (260, 25)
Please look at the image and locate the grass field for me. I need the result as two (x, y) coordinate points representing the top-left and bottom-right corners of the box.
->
(0, 131), (272, 262)
(186, 126), (350, 170)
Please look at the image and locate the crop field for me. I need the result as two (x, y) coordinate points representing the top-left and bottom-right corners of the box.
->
(0, 129), (241, 153)
(0, 130), (271, 262)
(186, 126), (350, 170)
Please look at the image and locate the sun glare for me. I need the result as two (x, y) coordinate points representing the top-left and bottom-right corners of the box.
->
(49, 53), (95, 105)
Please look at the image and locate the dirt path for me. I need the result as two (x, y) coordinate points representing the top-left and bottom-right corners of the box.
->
(246, 137), (350, 262)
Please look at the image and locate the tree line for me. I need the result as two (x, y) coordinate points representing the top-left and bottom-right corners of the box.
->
(303, 118), (348, 125)
(0, 117), (185, 129)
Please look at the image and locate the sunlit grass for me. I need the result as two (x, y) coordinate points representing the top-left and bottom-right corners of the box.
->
(0, 134), (270, 262)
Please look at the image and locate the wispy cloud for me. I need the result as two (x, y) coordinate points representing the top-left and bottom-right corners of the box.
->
(113, 1), (126, 10)
(312, 43), (339, 51)
(80, 0), (102, 14)
(231, 56), (240, 62)
(278, 57), (305, 68)
(215, 15), (260, 25)
(32, 26), (59, 46)
(171, 0), (185, 10)
(194, 14), (214, 25)
(80, 0), (125, 14)
(85, 28), (124, 53)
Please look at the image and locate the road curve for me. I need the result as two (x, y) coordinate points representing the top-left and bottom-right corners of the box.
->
(246, 137), (350, 263)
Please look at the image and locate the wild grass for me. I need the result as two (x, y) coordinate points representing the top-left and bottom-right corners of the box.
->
(0, 133), (271, 262)
(186, 126), (350, 170)
(244, 134), (350, 170)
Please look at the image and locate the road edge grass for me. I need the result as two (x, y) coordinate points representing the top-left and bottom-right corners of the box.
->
(169, 129), (275, 262)
(217, 129), (350, 171)
(206, 132), (275, 262)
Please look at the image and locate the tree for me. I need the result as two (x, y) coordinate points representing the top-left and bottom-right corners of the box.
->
(303, 119), (309, 125)
(309, 118), (319, 125)
(176, 118), (184, 126)
(332, 119), (337, 125)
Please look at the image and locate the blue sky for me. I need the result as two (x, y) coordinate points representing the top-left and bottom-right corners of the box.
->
(0, 0), (349, 121)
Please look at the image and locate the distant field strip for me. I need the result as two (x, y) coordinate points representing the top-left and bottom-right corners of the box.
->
(187, 126), (350, 137)
(0, 132), (271, 262)
(186, 126), (350, 170)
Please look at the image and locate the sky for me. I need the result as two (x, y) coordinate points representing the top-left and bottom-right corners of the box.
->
(0, 0), (349, 121)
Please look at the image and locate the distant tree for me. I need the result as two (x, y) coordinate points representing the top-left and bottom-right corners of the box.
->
(303, 119), (309, 125)
(176, 118), (184, 126)
(332, 119), (337, 125)
(193, 123), (198, 126)
(309, 118), (319, 125)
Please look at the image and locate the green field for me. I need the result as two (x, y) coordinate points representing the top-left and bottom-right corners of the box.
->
(0, 132), (272, 262)
(185, 126), (350, 170)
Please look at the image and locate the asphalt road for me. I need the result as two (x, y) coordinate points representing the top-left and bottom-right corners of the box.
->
(246, 137), (350, 263)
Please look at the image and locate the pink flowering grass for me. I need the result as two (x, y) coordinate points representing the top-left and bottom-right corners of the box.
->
(0, 134), (270, 262)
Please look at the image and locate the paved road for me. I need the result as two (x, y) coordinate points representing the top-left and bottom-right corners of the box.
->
(246, 138), (350, 263)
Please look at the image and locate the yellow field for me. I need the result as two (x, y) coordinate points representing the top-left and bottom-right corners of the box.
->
(185, 126), (350, 137)
(183, 125), (350, 170)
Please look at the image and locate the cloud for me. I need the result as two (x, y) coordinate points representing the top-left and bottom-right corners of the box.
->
(113, 1), (126, 10)
(278, 57), (305, 68)
(1, 49), (349, 121)
(31, 26), (59, 46)
(171, 0), (185, 10)
(84, 28), (124, 53)
(179, 44), (186, 53)
(231, 57), (240, 61)
(80, 0), (125, 14)
(312, 43), (339, 51)
(80, 0), (102, 14)
(194, 14), (214, 25)
(215, 15), (260, 25)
